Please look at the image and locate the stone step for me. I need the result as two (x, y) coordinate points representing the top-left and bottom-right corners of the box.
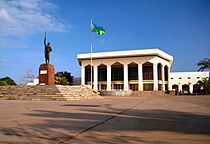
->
(0, 85), (102, 101)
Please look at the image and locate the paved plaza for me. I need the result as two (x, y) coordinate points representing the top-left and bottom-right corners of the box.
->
(0, 96), (210, 144)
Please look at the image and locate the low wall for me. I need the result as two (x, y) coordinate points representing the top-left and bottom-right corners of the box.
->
(100, 91), (169, 96)
(100, 91), (134, 96)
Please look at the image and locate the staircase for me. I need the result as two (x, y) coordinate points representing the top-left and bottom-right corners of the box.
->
(0, 85), (101, 101)
(56, 85), (102, 100)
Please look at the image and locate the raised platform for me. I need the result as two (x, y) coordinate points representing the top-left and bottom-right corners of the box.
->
(100, 91), (170, 96)
(0, 85), (101, 101)
(39, 64), (55, 85)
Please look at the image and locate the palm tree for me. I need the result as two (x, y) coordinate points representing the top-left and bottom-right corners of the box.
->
(197, 58), (210, 77)
(197, 78), (210, 94)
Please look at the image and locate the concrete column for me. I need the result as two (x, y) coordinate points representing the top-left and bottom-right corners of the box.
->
(168, 66), (171, 91)
(124, 64), (128, 91)
(107, 65), (111, 91)
(153, 63), (158, 91)
(161, 65), (165, 91)
(93, 66), (98, 91)
(81, 66), (85, 85)
(189, 83), (193, 94)
(98, 83), (101, 91)
(178, 84), (182, 93)
(138, 64), (143, 91)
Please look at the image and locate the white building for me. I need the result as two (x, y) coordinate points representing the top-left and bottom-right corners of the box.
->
(170, 72), (209, 93)
(77, 49), (173, 92)
(27, 78), (39, 86)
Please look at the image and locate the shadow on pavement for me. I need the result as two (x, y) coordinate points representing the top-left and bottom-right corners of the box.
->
(1, 104), (210, 143)
(24, 109), (210, 134)
(62, 104), (100, 107)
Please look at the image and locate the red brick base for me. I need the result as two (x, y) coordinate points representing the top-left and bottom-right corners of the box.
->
(39, 64), (55, 85)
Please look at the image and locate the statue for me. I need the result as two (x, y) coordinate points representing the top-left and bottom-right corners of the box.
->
(44, 32), (52, 64)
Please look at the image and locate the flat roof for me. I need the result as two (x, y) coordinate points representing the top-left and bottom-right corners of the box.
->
(77, 49), (173, 65)
(171, 71), (209, 75)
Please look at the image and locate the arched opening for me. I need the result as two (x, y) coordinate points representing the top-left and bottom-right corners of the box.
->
(143, 62), (153, 80)
(158, 63), (162, 80)
(128, 62), (138, 80)
(193, 84), (200, 94)
(172, 84), (179, 94)
(111, 62), (124, 90)
(98, 64), (107, 81)
(143, 62), (153, 91)
(164, 65), (169, 91)
(85, 65), (93, 85)
(128, 62), (138, 91)
(164, 65), (169, 81)
(182, 84), (189, 94)
(98, 64), (107, 90)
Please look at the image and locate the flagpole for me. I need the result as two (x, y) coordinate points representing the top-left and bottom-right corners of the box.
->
(90, 18), (93, 89)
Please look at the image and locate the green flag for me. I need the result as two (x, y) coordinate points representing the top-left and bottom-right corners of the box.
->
(91, 22), (106, 35)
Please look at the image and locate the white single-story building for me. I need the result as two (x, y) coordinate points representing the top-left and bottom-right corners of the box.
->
(77, 49), (173, 91)
(170, 72), (209, 93)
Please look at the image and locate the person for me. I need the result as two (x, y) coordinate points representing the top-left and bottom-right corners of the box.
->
(44, 32), (52, 64)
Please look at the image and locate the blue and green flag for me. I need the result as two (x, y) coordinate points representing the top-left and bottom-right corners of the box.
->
(91, 22), (106, 35)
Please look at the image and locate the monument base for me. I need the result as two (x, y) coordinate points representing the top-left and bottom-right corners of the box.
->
(39, 64), (55, 85)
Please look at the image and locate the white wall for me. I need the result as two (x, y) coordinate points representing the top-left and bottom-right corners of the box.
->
(27, 79), (39, 86)
(170, 72), (209, 93)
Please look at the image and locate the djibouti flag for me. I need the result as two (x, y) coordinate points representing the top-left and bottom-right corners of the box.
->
(91, 22), (106, 35)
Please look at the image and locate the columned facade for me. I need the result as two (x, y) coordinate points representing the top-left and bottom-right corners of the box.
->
(81, 62), (171, 91)
(78, 49), (173, 92)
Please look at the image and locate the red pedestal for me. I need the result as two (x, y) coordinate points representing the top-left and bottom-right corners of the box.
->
(39, 64), (55, 85)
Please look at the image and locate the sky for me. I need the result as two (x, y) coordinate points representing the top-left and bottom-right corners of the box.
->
(0, 0), (210, 84)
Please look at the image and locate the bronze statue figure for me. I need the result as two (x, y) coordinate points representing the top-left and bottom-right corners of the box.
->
(44, 32), (52, 64)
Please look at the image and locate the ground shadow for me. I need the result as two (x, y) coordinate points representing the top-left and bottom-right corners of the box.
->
(62, 104), (100, 107)
(24, 109), (210, 134)
(1, 103), (210, 143)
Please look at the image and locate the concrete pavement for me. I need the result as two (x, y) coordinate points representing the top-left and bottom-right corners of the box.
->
(0, 96), (210, 144)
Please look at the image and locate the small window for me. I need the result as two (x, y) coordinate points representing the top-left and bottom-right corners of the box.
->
(179, 77), (182, 79)
(171, 78), (174, 79)
(188, 77), (191, 79)
(197, 77), (200, 79)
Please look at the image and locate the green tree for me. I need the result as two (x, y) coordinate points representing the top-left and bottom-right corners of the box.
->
(0, 81), (7, 86)
(197, 58), (210, 77)
(0, 77), (16, 86)
(55, 71), (73, 85)
(197, 78), (210, 94)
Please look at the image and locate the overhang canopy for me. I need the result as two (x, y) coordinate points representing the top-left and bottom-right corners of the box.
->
(77, 49), (173, 65)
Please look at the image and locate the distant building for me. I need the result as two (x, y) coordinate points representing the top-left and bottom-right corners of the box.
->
(77, 49), (173, 91)
(170, 72), (209, 93)
(27, 78), (39, 85)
